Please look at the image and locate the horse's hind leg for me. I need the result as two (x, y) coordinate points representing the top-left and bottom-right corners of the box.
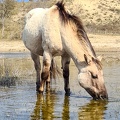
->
(61, 54), (71, 96)
(31, 52), (41, 92)
(40, 51), (52, 93)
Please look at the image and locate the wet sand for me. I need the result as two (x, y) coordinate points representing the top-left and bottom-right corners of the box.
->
(0, 34), (120, 52)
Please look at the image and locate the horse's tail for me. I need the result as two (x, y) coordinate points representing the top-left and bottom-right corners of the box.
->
(50, 58), (61, 80)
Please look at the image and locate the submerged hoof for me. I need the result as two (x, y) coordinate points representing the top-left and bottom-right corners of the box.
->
(36, 84), (40, 92)
(65, 88), (70, 96)
(38, 90), (43, 94)
(46, 88), (51, 93)
(36, 87), (40, 92)
(36, 89), (43, 94)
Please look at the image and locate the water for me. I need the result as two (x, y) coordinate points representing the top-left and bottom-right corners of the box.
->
(0, 52), (120, 120)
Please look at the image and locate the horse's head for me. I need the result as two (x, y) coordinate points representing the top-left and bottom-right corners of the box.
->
(78, 54), (108, 100)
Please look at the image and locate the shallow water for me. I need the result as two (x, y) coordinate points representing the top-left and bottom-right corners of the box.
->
(0, 52), (120, 120)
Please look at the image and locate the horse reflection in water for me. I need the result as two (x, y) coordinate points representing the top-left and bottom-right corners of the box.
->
(31, 92), (107, 119)
(78, 100), (108, 120)
(31, 92), (56, 119)
(62, 96), (70, 119)
(31, 92), (70, 119)
(22, 1), (108, 100)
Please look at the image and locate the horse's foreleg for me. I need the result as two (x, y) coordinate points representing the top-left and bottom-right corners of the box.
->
(61, 55), (71, 96)
(31, 53), (41, 92)
(40, 51), (52, 93)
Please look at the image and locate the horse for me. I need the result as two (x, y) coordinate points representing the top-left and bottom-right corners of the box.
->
(22, 1), (108, 100)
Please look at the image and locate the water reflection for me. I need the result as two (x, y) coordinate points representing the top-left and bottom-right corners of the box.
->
(31, 94), (42, 120)
(31, 92), (57, 120)
(78, 100), (108, 120)
(62, 96), (70, 120)
(31, 91), (71, 120)
(31, 92), (108, 120)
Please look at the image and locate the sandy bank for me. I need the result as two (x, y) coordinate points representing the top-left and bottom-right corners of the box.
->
(0, 34), (120, 53)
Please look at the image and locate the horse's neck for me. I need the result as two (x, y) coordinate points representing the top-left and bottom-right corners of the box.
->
(61, 24), (92, 71)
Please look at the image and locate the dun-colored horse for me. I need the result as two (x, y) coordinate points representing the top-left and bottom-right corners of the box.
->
(22, 1), (108, 100)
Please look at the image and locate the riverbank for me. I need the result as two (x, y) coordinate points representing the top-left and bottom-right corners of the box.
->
(0, 34), (120, 52)
(89, 34), (120, 52)
(0, 40), (28, 52)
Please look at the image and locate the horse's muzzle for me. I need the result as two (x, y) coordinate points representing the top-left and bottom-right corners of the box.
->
(86, 88), (108, 100)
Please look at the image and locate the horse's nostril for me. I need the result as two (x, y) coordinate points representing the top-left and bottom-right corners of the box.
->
(99, 95), (105, 100)
(99, 93), (108, 100)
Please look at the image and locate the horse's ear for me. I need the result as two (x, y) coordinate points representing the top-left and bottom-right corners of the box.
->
(92, 57), (96, 62)
(97, 55), (103, 61)
(84, 54), (91, 65)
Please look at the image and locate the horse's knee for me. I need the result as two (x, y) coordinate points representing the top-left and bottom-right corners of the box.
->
(39, 70), (50, 93)
(41, 71), (49, 80)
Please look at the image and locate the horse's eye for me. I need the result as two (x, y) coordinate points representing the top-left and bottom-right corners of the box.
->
(89, 71), (98, 79)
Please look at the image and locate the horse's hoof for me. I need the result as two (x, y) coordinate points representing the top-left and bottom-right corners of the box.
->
(65, 89), (70, 96)
(36, 88), (40, 92)
(65, 92), (70, 96)
(46, 88), (51, 92)
(36, 85), (40, 92)
(37, 90), (43, 94)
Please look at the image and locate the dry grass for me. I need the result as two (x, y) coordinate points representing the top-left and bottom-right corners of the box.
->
(67, 0), (120, 34)
(0, 57), (36, 87)
(0, 0), (120, 39)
